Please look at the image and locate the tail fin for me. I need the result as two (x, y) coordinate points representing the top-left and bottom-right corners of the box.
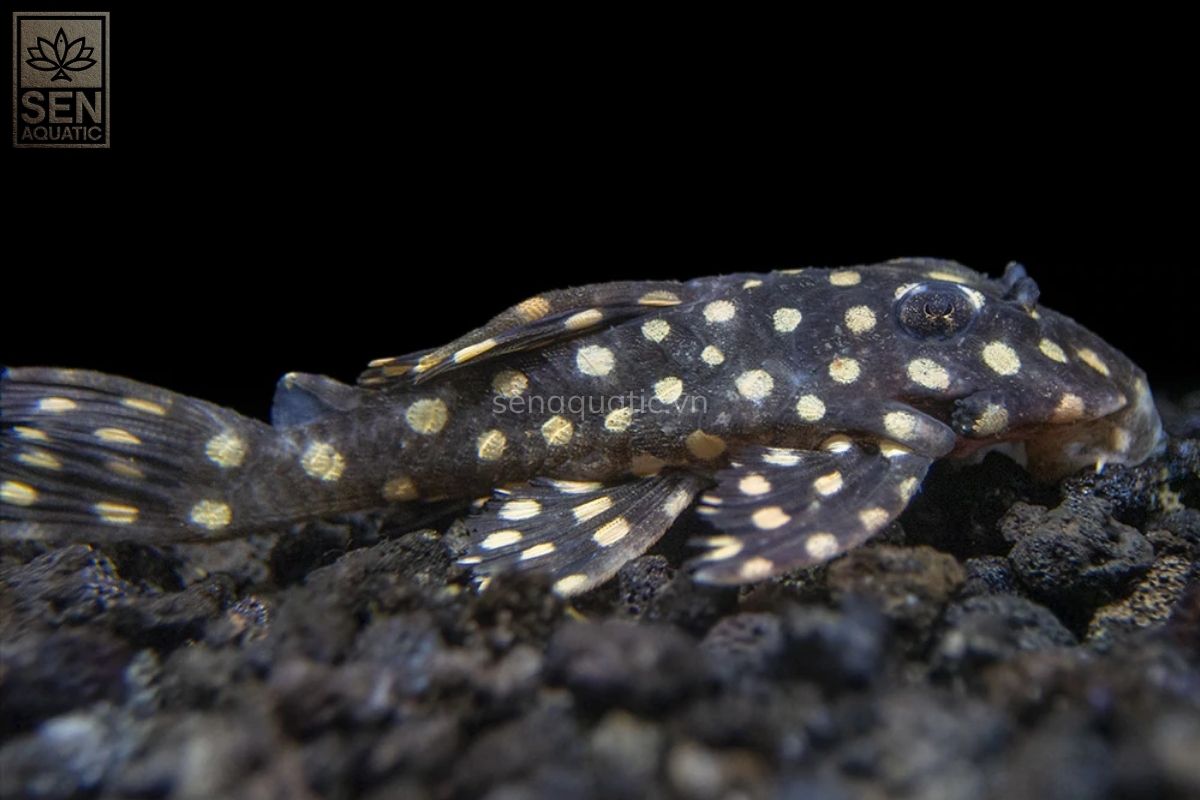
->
(1, 367), (296, 543)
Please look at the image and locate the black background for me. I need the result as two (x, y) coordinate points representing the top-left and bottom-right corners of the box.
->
(3, 4), (1195, 421)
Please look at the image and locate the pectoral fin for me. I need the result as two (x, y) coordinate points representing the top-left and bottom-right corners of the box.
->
(459, 471), (707, 596)
(688, 438), (933, 584)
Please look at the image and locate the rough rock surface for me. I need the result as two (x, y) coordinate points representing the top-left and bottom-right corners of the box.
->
(2, 436), (1198, 799)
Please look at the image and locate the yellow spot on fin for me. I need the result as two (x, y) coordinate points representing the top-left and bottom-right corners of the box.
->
(638, 290), (681, 306)
(553, 574), (590, 596)
(1, 481), (38, 506)
(94, 501), (139, 524)
(121, 397), (167, 415)
(206, 432), (247, 469)
(190, 500), (232, 530)
(17, 450), (61, 470)
(38, 397), (77, 413)
(516, 295), (552, 320)
(453, 338), (499, 364)
(94, 428), (141, 445)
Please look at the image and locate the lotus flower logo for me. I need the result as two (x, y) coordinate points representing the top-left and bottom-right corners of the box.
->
(25, 27), (97, 82)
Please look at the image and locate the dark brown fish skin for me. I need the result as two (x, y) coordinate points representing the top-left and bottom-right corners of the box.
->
(1, 258), (1164, 594)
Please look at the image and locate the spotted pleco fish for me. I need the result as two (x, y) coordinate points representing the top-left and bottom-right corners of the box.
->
(0, 259), (1164, 595)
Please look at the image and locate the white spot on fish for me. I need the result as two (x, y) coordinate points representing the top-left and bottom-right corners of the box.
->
(1, 481), (38, 506)
(654, 376), (684, 404)
(453, 338), (498, 363)
(662, 488), (692, 517)
(739, 556), (776, 580)
(516, 296), (551, 320)
(301, 442), (345, 481)
(593, 516), (631, 546)
(500, 499), (541, 520)
(641, 319), (671, 342)
(382, 475), (418, 501)
(858, 508), (889, 532)
(973, 403), (1009, 437)
(828, 357), (861, 384)
(576, 345), (616, 377)
(37, 398), (76, 413)
(121, 397), (167, 415)
(738, 474), (772, 495)
(481, 529), (523, 549)
(773, 307), (802, 333)
(813, 471), (843, 496)
(700, 536), (744, 561)
(703, 300), (736, 323)
(638, 290), (681, 306)
(752, 506), (791, 530)
(406, 398), (449, 434)
(843, 305), (877, 334)
(883, 411), (917, 440)
(1038, 339), (1068, 363)
(94, 501), (138, 525)
(16, 450), (60, 470)
(520, 542), (556, 560)
(541, 416), (574, 446)
(795, 394), (826, 422)
(492, 370), (528, 398)
(804, 532), (839, 559)
(700, 345), (725, 366)
(190, 500), (232, 530)
(907, 358), (950, 391)
(763, 448), (802, 466)
(1077, 348), (1110, 377)
(205, 432), (246, 469)
(553, 574), (590, 595)
(564, 309), (603, 330)
(735, 370), (774, 401)
(1052, 393), (1085, 422)
(982, 341), (1021, 376)
(605, 406), (634, 432)
(572, 496), (613, 523)
(94, 428), (140, 445)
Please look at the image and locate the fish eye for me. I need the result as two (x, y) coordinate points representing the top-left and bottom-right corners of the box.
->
(896, 283), (976, 339)
(923, 295), (953, 317)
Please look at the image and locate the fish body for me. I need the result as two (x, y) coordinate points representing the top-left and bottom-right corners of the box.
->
(0, 259), (1163, 594)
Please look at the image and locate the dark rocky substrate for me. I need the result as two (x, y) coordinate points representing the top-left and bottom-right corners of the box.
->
(2, 436), (1198, 800)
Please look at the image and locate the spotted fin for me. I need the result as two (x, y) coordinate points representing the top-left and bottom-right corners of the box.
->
(688, 439), (934, 584)
(271, 373), (361, 428)
(459, 471), (707, 596)
(0, 367), (284, 542)
(359, 280), (689, 387)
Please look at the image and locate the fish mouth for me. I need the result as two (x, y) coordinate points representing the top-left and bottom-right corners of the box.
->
(1023, 376), (1164, 480)
(934, 374), (1164, 481)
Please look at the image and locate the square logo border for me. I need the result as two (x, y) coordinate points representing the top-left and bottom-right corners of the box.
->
(12, 11), (110, 149)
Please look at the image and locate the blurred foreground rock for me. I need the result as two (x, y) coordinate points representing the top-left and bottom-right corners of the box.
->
(2, 435), (1199, 799)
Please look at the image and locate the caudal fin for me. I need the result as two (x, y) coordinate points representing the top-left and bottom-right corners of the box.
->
(0, 367), (290, 543)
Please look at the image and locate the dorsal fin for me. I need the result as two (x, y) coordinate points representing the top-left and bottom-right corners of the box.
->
(270, 373), (360, 427)
(358, 280), (688, 388)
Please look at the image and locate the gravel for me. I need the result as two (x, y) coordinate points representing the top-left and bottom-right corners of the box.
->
(1, 433), (1198, 799)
